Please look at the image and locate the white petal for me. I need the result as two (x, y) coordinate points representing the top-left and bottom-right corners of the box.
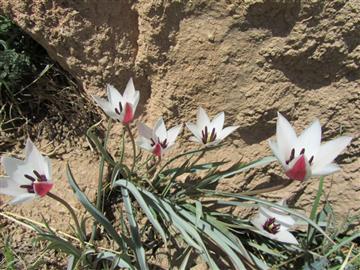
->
(137, 122), (153, 139)
(276, 112), (297, 163)
(154, 118), (167, 141)
(312, 163), (340, 176)
(1, 156), (24, 179)
(295, 119), (321, 159)
(197, 107), (210, 129)
(250, 213), (267, 231)
(268, 139), (287, 168)
(274, 230), (299, 245)
(218, 125), (239, 140)
(167, 124), (182, 144)
(92, 95), (120, 120)
(260, 207), (295, 228)
(0, 177), (25, 196)
(107, 84), (123, 106)
(132, 91), (140, 113)
(136, 137), (154, 152)
(24, 139), (50, 177)
(186, 122), (202, 141)
(3, 162), (33, 186)
(44, 156), (52, 182)
(9, 193), (36, 205)
(210, 112), (224, 132)
(312, 136), (352, 170)
(123, 78), (136, 101)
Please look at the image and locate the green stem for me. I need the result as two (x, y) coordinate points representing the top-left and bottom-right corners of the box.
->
(47, 192), (85, 244)
(125, 125), (137, 174)
(119, 128), (126, 164)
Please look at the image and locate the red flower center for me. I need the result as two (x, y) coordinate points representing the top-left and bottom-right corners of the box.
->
(21, 170), (53, 197)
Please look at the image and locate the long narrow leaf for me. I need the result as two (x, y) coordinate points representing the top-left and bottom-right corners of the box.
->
(178, 206), (247, 269)
(121, 187), (149, 270)
(179, 248), (192, 270)
(66, 164), (130, 256)
(112, 179), (167, 246)
(141, 190), (220, 270)
(196, 156), (276, 189)
(95, 252), (134, 269)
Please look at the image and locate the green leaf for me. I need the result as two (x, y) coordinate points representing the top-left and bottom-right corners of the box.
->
(3, 239), (15, 270)
(195, 200), (202, 228)
(153, 144), (223, 186)
(121, 186), (149, 270)
(325, 232), (360, 257)
(95, 251), (134, 269)
(179, 248), (192, 270)
(66, 255), (76, 270)
(178, 205), (247, 269)
(141, 190), (220, 270)
(66, 164), (130, 256)
(161, 161), (228, 176)
(112, 179), (167, 247)
(196, 156), (276, 189)
(38, 233), (82, 258)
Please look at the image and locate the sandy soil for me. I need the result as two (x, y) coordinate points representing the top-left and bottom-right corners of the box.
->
(0, 0), (359, 267)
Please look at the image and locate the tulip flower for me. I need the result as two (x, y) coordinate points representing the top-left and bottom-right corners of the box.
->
(268, 113), (352, 181)
(186, 107), (239, 146)
(0, 139), (53, 204)
(251, 200), (299, 245)
(137, 118), (182, 157)
(92, 78), (140, 124)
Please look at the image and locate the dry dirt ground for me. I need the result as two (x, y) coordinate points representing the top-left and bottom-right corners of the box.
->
(0, 0), (359, 268)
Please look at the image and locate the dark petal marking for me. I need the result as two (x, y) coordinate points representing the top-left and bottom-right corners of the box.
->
(24, 174), (36, 182)
(20, 184), (34, 193)
(114, 102), (123, 115)
(309, 156), (314, 165)
(201, 126), (209, 144)
(150, 138), (156, 147)
(209, 128), (216, 142)
(300, 148), (305, 155)
(286, 148), (296, 165)
(160, 138), (168, 149)
(33, 170), (47, 182)
(262, 217), (281, 234)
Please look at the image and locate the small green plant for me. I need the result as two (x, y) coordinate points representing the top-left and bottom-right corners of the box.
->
(0, 15), (37, 127)
(0, 82), (357, 269)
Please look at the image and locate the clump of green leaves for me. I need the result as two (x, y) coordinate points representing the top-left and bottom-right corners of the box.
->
(25, 120), (355, 269)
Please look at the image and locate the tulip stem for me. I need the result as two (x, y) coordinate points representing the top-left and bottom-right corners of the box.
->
(47, 192), (85, 245)
(189, 148), (206, 167)
(125, 125), (136, 174)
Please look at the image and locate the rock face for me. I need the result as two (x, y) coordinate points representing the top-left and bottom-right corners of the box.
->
(1, 0), (359, 220)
